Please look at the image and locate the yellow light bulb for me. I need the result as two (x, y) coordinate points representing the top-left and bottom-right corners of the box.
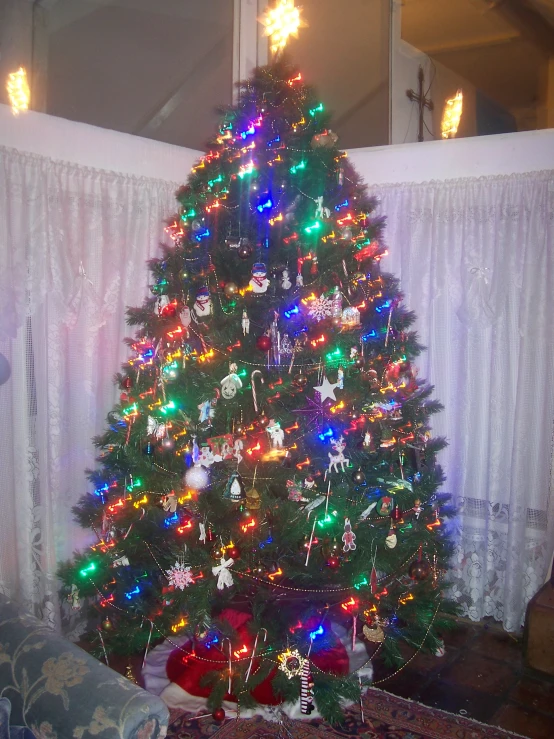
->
(441, 90), (463, 139)
(6, 67), (30, 115)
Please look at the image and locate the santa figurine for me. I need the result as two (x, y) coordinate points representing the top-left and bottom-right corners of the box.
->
(193, 286), (212, 317)
(249, 263), (270, 294)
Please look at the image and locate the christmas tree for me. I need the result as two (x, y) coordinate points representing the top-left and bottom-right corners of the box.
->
(62, 59), (456, 723)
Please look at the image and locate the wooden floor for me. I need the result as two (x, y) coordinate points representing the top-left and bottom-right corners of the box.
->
(371, 618), (554, 738)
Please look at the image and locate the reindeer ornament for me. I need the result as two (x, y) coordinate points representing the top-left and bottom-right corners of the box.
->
(328, 436), (350, 473)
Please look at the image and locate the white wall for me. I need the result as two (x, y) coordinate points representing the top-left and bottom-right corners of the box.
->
(349, 127), (554, 186)
(3, 103), (554, 190)
(0, 103), (202, 182)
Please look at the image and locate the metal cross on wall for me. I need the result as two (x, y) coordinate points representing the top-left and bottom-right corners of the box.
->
(406, 66), (434, 142)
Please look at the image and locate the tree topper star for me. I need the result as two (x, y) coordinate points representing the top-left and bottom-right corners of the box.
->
(259, 0), (307, 55)
(314, 376), (340, 402)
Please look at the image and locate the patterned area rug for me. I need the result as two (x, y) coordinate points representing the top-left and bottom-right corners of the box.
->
(166, 687), (525, 739)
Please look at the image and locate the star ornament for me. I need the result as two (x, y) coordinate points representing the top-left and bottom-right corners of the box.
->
(278, 648), (307, 678)
(314, 376), (340, 402)
(259, 0), (307, 54)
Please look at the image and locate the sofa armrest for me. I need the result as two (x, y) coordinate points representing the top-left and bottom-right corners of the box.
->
(0, 595), (169, 739)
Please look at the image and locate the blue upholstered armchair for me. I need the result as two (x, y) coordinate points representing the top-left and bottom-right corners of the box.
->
(0, 595), (168, 739)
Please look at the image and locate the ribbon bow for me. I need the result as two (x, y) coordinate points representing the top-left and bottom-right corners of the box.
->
(212, 556), (234, 590)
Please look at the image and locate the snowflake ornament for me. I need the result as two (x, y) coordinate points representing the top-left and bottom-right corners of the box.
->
(166, 561), (195, 590)
(308, 294), (334, 322)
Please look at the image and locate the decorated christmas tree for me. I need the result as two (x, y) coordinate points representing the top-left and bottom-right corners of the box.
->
(61, 58), (456, 723)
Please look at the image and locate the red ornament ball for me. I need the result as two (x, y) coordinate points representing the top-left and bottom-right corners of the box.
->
(227, 546), (241, 560)
(256, 335), (272, 351)
(223, 282), (238, 298)
(212, 708), (225, 722)
(237, 242), (253, 259)
(352, 468), (366, 485)
(326, 556), (340, 569)
(408, 559), (431, 581)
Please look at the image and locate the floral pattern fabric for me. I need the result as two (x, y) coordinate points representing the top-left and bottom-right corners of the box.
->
(0, 596), (168, 739)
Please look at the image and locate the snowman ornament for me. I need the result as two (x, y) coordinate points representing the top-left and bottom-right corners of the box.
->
(193, 286), (212, 317)
(249, 263), (270, 294)
(221, 362), (243, 400)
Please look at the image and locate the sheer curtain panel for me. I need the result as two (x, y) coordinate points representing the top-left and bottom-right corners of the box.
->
(363, 169), (554, 631)
(2, 140), (553, 635)
(0, 145), (179, 627)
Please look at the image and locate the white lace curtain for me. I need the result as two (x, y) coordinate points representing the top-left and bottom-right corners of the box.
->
(1, 143), (553, 633)
(363, 170), (554, 631)
(0, 145), (179, 627)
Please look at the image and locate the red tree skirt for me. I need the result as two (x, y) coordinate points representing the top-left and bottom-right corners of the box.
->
(166, 608), (350, 706)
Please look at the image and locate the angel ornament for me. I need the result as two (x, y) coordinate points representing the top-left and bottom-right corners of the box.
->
(67, 584), (81, 611)
(162, 490), (178, 513)
(233, 438), (244, 465)
(212, 556), (234, 590)
(281, 268), (292, 290)
(342, 518), (357, 552)
(147, 416), (167, 440)
(242, 310), (250, 335)
(315, 196), (331, 220)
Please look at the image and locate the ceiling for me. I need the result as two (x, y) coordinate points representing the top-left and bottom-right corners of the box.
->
(401, 0), (554, 129)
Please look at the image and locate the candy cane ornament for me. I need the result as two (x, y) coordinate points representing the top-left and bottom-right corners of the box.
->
(245, 628), (268, 682)
(300, 658), (314, 714)
(141, 620), (154, 669)
(222, 638), (232, 694)
(305, 517), (318, 566)
(251, 370), (264, 413)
